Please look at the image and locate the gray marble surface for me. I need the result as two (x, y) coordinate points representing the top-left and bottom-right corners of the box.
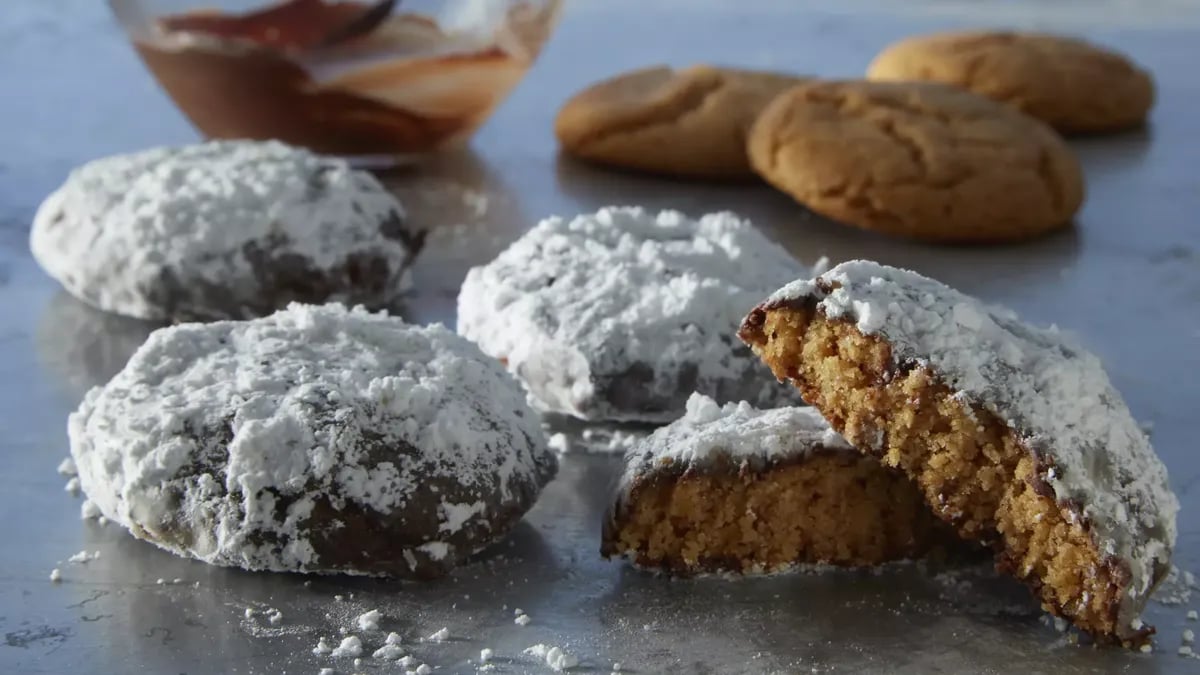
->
(1, 1), (1198, 673)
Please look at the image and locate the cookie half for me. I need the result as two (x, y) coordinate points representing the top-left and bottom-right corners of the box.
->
(738, 260), (1177, 644)
(602, 393), (958, 574)
(31, 141), (423, 322)
(457, 207), (808, 423)
(555, 65), (806, 179)
(747, 80), (1085, 243)
(70, 303), (556, 578)
(867, 31), (1155, 134)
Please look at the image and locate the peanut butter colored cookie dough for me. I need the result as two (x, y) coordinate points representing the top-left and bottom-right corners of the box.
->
(747, 80), (1085, 243)
(602, 394), (959, 575)
(867, 31), (1155, 134)
(738, 261), (1178, 645)
(555, 65), (806, 179)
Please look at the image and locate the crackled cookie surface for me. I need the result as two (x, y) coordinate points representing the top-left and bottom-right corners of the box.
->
(602, 393), (956, 574)
(738, 260), (1178, 644)
(867, 31), (1155, 134)
(747, 80), (1085, 243)
(457, 207), (809, 423)
(70, 303), (556, 578)
(555, 65), (806, 179)
(31, 141), (423, 322)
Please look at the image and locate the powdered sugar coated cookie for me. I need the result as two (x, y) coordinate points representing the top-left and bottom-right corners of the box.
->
(457, 207), (808, 422)
(31, 141), (423, 322)
(69, 303), (555, 577)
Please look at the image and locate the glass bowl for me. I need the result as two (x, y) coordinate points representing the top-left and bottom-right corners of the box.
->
(108, 0), (563, 162)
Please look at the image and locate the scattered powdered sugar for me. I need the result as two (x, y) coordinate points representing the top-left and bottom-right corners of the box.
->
(68, 303), (554, 575)
(56, 457), (76, 476)
(67, 550), (99, 564)
(757, 260), (1178, 639)
(525, 644), (579, 671)
(427, 626), (450, 642)
(356, 609), (382, 631)
(30, 140), (420, 322)
(457, 207), (811, 423)
(1152, 566), (1195, 606)
(330, 635), (363, 658)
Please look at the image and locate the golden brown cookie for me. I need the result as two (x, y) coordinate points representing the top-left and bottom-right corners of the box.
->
(555, 65), (807, 180)
(866, 31), (1155, 134)
(747, 80), (1085, 243)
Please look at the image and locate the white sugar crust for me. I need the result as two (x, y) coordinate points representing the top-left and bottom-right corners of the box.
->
(31, 141), (419, 322)
(618, 393), (851, 489)
(762, 260), (1178, 635)
(456, 207), (809, 422)
(69, 303), (554, 575)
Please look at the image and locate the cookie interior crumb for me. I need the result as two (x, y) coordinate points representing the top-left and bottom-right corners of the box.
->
(605, 452), (951, 573)
(743, 306), (1134, 642)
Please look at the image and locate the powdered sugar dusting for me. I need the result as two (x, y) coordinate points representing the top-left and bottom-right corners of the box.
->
(617, 393), (851, 490)
(761, 260), (1178, 636)
(69, 303), (553, 575)
(30, 141), (420, 322)
(457, 207), (810, 422)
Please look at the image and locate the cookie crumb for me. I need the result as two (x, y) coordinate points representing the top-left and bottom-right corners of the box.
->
(331, 636), (363, 658)
(49, 568), (61, 582)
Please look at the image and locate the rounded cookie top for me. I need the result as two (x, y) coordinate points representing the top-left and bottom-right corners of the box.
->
(618, 393), (851, 487)
(31, 141), (422, 322)
(456, 207), (810, 423)
(69, 303), (555, 577)
(555, 65), (807, 179)
(747, 80), (1085, 243)
(751, 260), (1178, 609)
(866, 31), (1154, 134)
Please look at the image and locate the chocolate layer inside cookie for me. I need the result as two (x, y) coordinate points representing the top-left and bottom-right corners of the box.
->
(740, 303), (1145, 643)
(603, 451), (954, 574)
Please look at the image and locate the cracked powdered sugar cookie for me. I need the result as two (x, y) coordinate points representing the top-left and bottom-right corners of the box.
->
(69, 303), (556, 578)
(456, 207), (811, 423)
(30, 141), (424, 323)
(867, 31), (1155, 134)
(738, 260), (1178, 645)
(555, 65), (807, 179)
(747, 80), (1085, 243)
(602, 393), (959, 574)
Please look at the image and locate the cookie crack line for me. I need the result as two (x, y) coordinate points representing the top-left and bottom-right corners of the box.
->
(573, 74), (727, 149)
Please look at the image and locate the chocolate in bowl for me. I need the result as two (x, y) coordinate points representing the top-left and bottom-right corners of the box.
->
(119, 0), (561, 159)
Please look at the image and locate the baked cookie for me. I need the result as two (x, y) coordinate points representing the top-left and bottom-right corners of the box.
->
(31, 141), (423, 323)
(69, 303), (556, 578)
(602, 393), (957, 574)
(555, 65), (806, 179)
(867, 31), (1155, 134)
(738, 260), (1178, 644)
(457, 207), (810, 423)
(747, 80), (1085, 243)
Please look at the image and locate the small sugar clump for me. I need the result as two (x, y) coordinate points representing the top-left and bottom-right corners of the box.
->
(356, 609), (382, 631)
(49, 568), (62, 582)
(525, 644), (579, 671)
(331, 635), (363, 658)
(428, 627), (450, 642)
(373, 643), (405, 660)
